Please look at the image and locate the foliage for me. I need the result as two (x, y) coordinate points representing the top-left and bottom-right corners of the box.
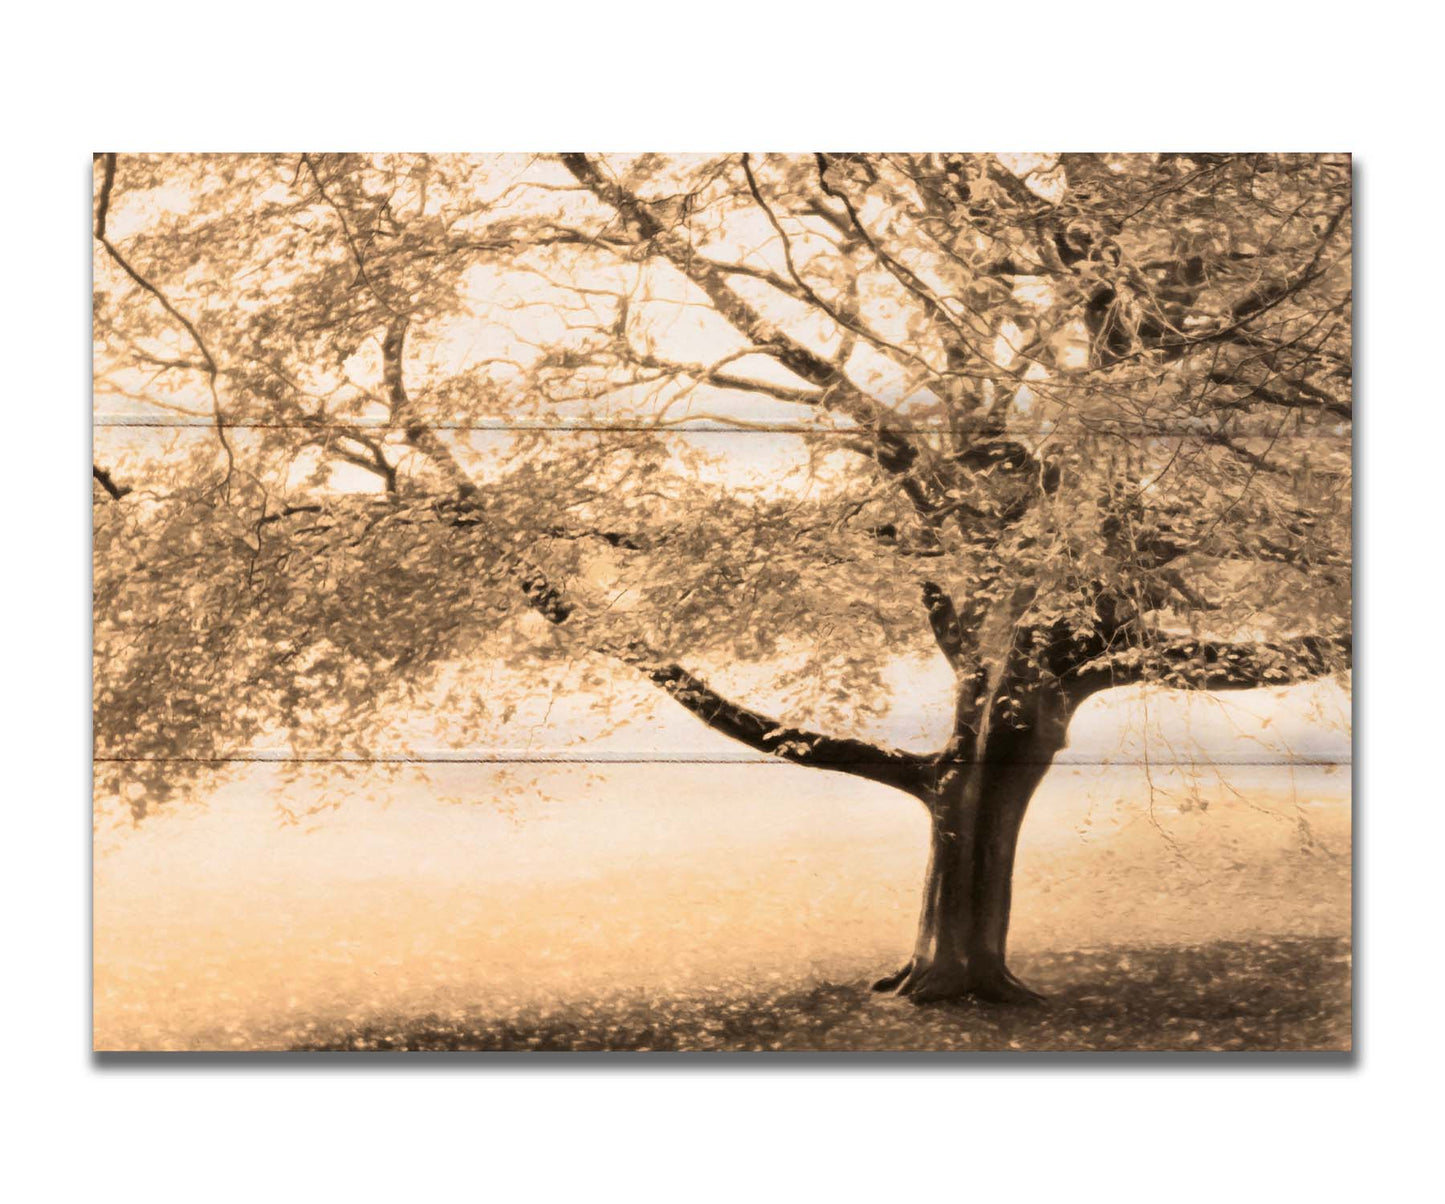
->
(93, 153), (1352, 816)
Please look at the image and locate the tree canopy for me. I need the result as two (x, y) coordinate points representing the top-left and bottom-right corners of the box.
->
(94, 152), (1351, 822)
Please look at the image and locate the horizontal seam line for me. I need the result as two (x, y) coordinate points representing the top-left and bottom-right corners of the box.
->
(92, 418), (1351, 436)
(94, 754), (1351, 766)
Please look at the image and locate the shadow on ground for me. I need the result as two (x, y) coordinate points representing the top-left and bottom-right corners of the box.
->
(293, 937), (1350, 1053)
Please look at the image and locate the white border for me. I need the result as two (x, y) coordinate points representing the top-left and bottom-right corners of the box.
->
(6, 2), (1441, 1198)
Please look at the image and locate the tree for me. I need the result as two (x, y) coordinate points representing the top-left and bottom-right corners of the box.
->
(93, 152), (1351, 1003)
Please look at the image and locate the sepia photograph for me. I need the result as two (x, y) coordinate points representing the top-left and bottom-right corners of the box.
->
(91, 151), (1353, 1053)
(9, 2), (1443, 1196)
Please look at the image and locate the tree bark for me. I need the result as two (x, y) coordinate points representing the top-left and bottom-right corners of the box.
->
(875, 683), (1071, 1004)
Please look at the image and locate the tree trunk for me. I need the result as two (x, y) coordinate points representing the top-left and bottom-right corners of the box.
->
(874, 688), (1070, 1004)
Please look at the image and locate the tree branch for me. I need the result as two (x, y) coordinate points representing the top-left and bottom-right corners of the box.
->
(93, 152), (116, 240)
(557, 153), (927, 481)
(1206, 369), (1351, 421)
(300, 153), (398, 316)
(1141, 202), (1351, 360)
(560, 154), (1055, 561)
(1066, 632), (1351, 701)
(369, 304), (932, 801)
(813, 154), (985, 361)
(94, 153), (236, 492)
(742, 154), (938, 379)
(442, 500), (931, 796)
(921, 581), (965, 670)
(383, 315), (477, 499)
(332, 434), (399, 493)
(92, 464), (130, 500)
(616, 643), (931, 796)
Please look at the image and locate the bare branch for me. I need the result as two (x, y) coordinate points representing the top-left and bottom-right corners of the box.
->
(742, 154), (936, 378)
(92, 464), (130, 500)
(94, 153), (236, 491)
(557, 155), (915, 436)
(300, 153), (398, 315)
(1206, 369), (1351, 421)
(93, 152), (116, 240)
(382, 315), (476, 499)
(332, 432), (399, 494)
(813, 154), (983, 358)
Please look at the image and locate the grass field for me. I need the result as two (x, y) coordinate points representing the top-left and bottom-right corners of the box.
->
(95, 749), (1351, 1052)
(290, 937), (1349, 1053)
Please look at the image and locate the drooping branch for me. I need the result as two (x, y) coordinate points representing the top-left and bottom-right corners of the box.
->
(503, 533), (931, 796)
(1066, 632), (1351, 702)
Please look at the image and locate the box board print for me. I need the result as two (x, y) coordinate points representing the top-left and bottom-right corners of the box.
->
(93, 153), (1352, 1052)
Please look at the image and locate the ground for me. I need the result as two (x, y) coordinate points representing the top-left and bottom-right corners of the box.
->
(291, 936), (1350, 1053)
(93, 753), (1352, 1052)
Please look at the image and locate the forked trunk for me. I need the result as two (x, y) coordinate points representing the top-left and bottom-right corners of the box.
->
(874, 691), (1069, 1004)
